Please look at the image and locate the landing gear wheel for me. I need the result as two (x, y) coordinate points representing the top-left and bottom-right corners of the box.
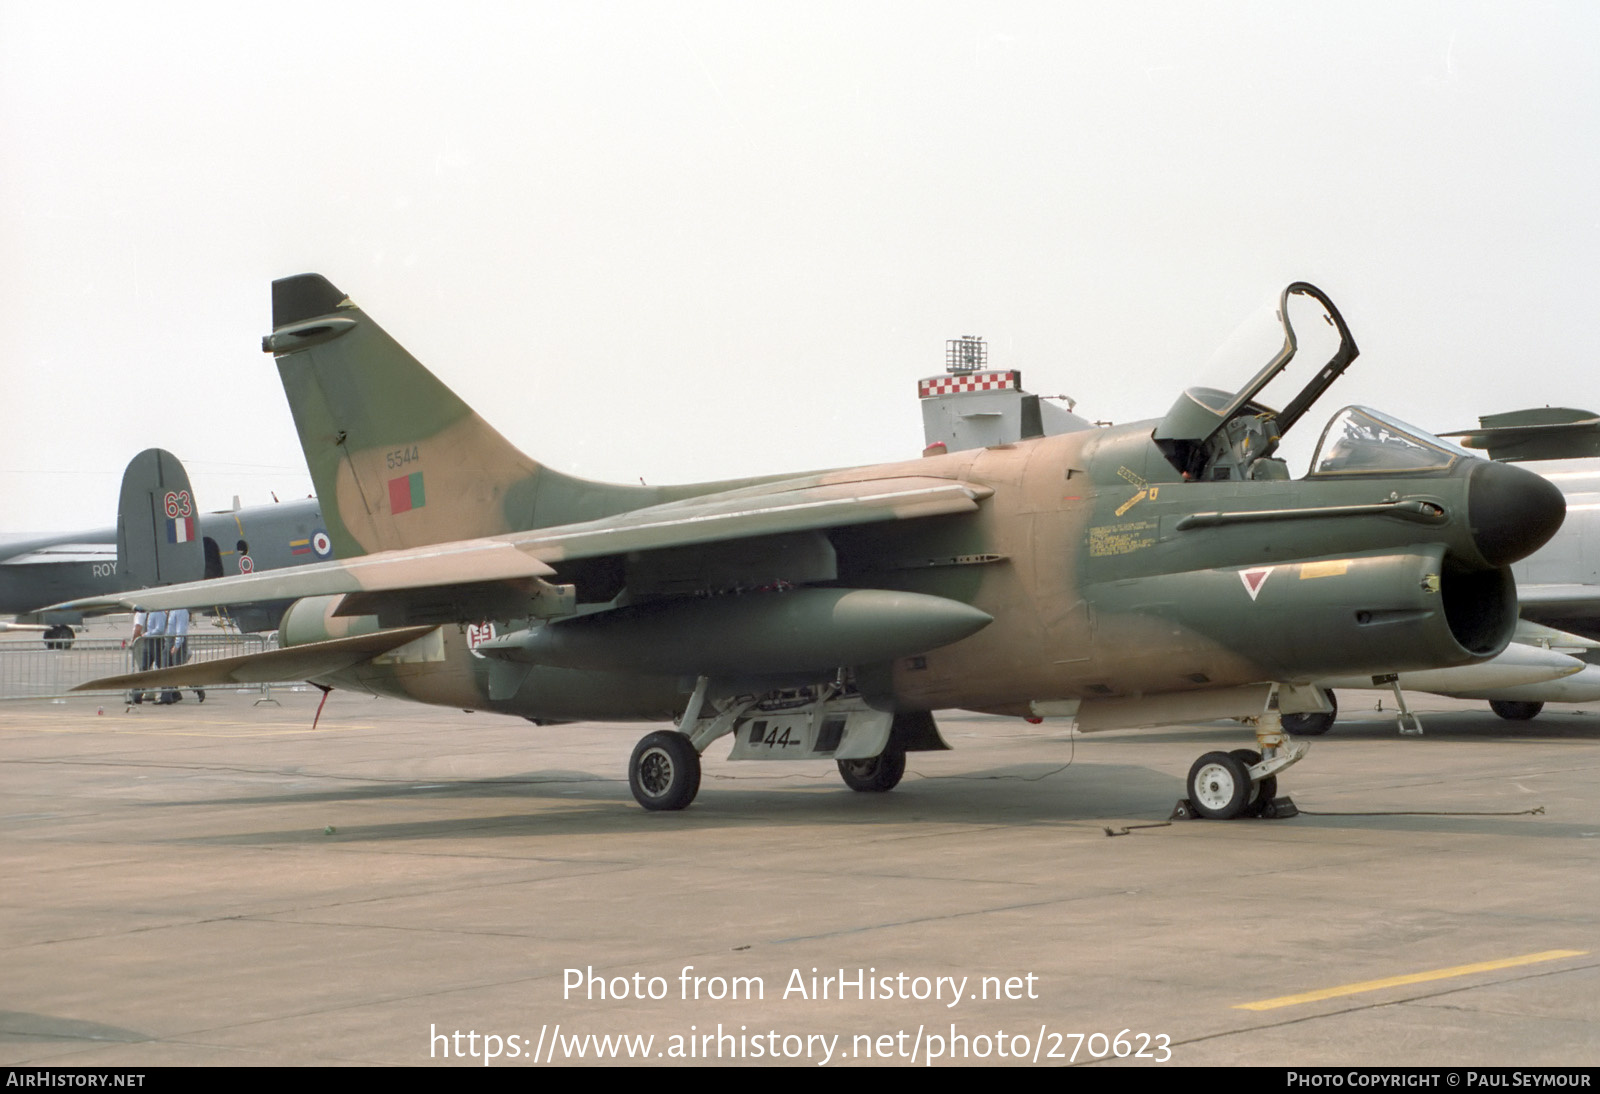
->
(1489, 700), (1543, 721)
(42, 624), (74, 650)
(837, 747), (906, 793)
(1282, 689), (1336, 735)
(1229, 748), (1277, 817)
(629, 731), (701, 811)
(1187, 751), (1252, 819)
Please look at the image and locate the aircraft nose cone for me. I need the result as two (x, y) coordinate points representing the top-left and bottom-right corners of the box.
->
(1468, 459), (1565, 567)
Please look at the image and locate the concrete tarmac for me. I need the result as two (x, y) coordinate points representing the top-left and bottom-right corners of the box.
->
(2, 687), (1597, 1067)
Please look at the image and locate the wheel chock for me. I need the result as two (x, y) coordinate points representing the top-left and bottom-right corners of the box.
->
(1170, 795), (1298, 820)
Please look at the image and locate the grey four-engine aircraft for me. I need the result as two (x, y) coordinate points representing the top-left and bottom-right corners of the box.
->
(62, 276), (1564, 818)
(3, 448), (333, 640)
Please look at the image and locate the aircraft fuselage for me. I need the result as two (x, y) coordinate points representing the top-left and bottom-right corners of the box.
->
(297, 418), (1550, 724)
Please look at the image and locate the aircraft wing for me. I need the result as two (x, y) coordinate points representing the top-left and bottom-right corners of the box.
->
(0, 543), (116, 565)
(1515, 585), (1600, 637)
(519, 475), (991, 563)
(49, 475), (991, 615)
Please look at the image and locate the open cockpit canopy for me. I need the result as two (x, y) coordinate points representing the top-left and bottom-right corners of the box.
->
(1152, 282), (1358, 482)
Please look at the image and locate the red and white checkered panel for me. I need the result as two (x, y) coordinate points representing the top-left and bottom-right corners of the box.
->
(917, 371), (1021, 398)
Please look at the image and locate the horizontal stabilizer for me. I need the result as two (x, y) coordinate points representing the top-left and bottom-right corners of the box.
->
(73, 626), (437, 690)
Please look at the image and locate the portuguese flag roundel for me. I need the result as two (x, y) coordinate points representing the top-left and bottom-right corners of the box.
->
(388, 471), (426, 514)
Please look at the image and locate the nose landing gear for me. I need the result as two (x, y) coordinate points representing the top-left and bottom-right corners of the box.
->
(1177, 685), (1306, 820)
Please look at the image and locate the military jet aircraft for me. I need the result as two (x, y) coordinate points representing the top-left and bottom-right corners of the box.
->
(62, 276), (1564, 818)
(3, 447), (332, 640)
(1423, 411), (1600, 721)
(1270, 413), (1600, 734)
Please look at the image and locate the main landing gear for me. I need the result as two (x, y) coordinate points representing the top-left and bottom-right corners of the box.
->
(625, 676), (927, 811)
(1280, 688), (1336, 735)
(628, 676), (738, 812)
(1179, 685), (1307, 820)
(1489, 700), (1543, 721)
(836, 747), (906, 793)
(629, 731), (702, 811)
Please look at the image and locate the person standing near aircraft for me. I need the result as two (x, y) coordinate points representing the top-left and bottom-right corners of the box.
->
(127, 607), (167, 705)
(158, 607), (203, 704)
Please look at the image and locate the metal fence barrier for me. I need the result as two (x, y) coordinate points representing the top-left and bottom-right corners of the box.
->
(0, 632), (280, 701)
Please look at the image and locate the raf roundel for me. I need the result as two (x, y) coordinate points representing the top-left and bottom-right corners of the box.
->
(312, 531), (333, 558)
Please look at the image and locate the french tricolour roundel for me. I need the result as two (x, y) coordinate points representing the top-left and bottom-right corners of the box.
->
(312, 530), (332, 558)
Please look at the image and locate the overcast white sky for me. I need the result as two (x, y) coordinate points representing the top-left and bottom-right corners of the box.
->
(3, 1), (1596, 533)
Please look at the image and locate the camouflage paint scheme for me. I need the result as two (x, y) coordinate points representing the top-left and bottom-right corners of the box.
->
(67, 277), (1565, 814)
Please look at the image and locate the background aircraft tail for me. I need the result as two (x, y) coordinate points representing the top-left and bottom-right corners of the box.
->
(266, 274), (717, 558)
(117, 449), (205, 590)
(1443, 407), (1600, 462)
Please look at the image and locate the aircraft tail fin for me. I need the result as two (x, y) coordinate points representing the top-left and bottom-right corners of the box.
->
(1442, 407), (1600, 462)
(265, 274), (676, 558)
(116, 449), (206, 590)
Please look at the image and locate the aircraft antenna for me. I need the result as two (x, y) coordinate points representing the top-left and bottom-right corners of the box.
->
(946, 336), (986, 374)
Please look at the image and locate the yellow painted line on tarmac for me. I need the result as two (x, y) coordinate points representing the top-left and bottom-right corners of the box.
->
(1235, 949), (1588, 1011)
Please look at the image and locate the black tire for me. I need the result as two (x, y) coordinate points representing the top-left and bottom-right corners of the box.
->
(42, 624), (75, 651)
(1187, 750), (1252, 819)
(628, 731), (701, 811)
(837, 747), (907, 793)
(1229, 748), (1277, 817)
(1282, 689), (1337, 735)
(1489, 700), (1544, 721)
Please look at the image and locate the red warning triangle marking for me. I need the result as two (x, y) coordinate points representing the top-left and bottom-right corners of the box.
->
(1239, 567), (1274, 601)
